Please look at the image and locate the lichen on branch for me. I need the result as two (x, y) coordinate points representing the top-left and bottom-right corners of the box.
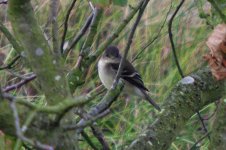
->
(127, 67), (225, 150)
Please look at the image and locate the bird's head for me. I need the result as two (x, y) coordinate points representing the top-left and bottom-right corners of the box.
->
(102, 46), (121, 62)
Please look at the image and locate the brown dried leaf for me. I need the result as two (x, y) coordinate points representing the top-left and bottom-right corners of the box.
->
(205, 24), (226, 80)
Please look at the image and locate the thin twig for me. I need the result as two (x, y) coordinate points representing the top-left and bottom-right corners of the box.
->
(0, 55), (20, 70)
(64, 109), (110, 130)
(168, 0), (210, 140)
(91, 125), (110, 150)
(60, 0), (77, 54)
(189, 131), (211, 150)
(112, 0), (149, 89)
(64, 13), (94, 56)
(88, 0), (95, 11)
(14, 111), (37, 150)
(2, 74), (36, 92)
(3, 94), (54, 150)
(75, 7), (102, 68)
(197, 111), (211, 140)
(132, 1), (172, 62)
(168, 0), (185, 77)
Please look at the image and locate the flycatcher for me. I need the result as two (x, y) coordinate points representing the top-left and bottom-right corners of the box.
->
(98, 46), (161, 111)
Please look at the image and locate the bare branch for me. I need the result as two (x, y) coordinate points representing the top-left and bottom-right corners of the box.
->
(64, 109), (110, 130)
(2, 74), (36, 92)
(168, 0), (185, 78)
(60, 0), (77, 54)
(64, 13), (94, 56)
(3, 94), (54, 150)
(190, 131), (211, 150)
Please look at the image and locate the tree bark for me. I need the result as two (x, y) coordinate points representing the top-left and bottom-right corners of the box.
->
(127, 67), (225, 150)
(8, 0), (71, 105)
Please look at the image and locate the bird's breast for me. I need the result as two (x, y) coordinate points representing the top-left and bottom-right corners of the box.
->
(98, 59), (115, 89)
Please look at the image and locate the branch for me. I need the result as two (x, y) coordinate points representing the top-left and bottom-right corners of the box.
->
(64, 109), (110, 130)
(68, 7), (103, 92)
(60, 0), (77, 54)
(0, 21), (23, 53)
(126, 67), (225, 150)
(76, 82), (124, 132)
(168, 0), (185, 78)
(63, 13), (94, 56)
(190, 131), (211, 150)
(3, 94), (53, 150)
(2, 73), (36, 92)
(75, 7), (103, 68)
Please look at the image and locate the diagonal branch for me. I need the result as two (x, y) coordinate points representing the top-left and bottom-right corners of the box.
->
(127, 67), (225, 150)
(60, 0), (77, 54)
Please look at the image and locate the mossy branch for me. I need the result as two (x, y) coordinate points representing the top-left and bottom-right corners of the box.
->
(8, 0), (71, 104)
(127, 67), (225, 150)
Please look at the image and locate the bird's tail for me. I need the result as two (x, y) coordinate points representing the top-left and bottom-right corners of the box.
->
(141, 90), (161, 111)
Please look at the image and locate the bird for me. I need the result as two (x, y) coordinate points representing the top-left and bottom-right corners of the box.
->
(97, 45), (161, 111)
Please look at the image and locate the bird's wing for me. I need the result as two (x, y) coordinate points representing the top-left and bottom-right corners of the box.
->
(109, 60), (149, 91)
